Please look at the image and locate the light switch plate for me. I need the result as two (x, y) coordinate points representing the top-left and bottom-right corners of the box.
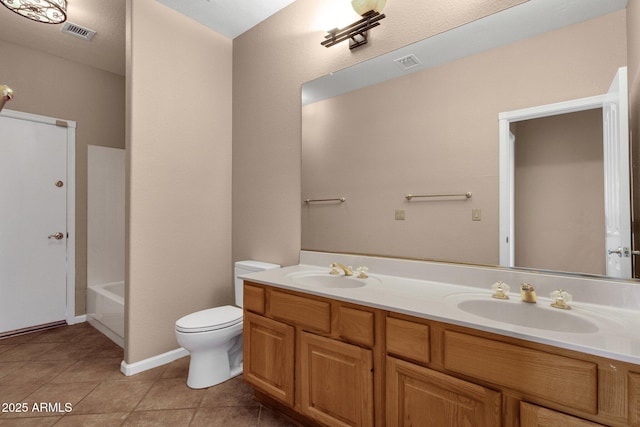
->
(395, 210), (406, 220)
(472, 209), (481, 221)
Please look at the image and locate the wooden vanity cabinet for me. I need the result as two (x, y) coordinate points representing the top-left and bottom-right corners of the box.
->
(387, 356), (501, 426)
(243, 282), (379, 427)
(300, 331), (374, 426)
(244, 282), (640, 427)
(243, 311), (295, 406)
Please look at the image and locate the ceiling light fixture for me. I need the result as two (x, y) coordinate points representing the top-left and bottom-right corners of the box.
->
(0, 0), (67, 24)
(322, 0), (386, 50)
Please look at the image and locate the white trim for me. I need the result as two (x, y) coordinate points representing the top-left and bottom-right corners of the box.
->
(0, 108), (77, 327)
(120, 347), (189, 376)
(498, 95), (607, 268)
(498, 95), (606, 122)
(69, 315), (86, 324)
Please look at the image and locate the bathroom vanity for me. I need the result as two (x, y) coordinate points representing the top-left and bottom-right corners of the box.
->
(241, 252), (640, 427)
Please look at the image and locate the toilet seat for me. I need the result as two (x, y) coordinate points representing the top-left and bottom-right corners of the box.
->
(176, 305), (243, 333)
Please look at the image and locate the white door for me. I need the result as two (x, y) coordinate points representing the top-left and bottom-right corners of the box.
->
(0, 113), (70, 333)
(603, 67), (631, 278)
(500, 67), (631, 278)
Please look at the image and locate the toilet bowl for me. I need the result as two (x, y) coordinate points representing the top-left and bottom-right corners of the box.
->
(175, 260), (280, 389)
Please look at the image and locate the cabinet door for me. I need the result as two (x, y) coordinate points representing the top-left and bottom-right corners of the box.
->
(387, 356), (501, 427)
(300, 331), (374, 427)
(243, 312), (295, 406)
(520, 402), (605, 426)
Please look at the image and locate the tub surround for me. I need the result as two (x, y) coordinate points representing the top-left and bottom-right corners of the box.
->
(86, 281), (125, 348)
(241, 250), (640, 365)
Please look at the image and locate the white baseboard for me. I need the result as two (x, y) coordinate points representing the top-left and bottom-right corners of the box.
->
(120, 347), (189, 376)
(69, 315), (87, 325)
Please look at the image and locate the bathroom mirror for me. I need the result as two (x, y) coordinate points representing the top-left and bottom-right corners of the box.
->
(301, 0), (635, 279)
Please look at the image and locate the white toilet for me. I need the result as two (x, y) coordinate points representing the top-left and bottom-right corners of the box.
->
(175, 260), (280, 389)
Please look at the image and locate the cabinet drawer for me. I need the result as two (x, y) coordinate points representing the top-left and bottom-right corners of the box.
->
(444, 331), (597, 414)
(244, 283), (265, 314)
(269, 290), (331, 332)
(336, 306), (374, 347)
(386, 317), (430, 364)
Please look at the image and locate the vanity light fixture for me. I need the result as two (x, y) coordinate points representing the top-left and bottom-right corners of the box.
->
(0, 0), (67, 24)
(0, 85), (13, 113)
(322, 0), (386, 50)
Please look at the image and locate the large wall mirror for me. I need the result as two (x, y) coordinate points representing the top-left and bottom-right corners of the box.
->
(301, 0), (634, 280)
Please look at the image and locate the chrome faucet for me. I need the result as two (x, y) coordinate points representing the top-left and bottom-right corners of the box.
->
(520, 283), (537, 303)
(330, 262), (353, 276)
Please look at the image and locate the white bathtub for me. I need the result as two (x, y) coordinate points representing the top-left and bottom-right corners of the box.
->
(87, 281), (124, 348)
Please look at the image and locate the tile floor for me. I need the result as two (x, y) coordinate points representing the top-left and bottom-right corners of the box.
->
(0, 323), (297, 426)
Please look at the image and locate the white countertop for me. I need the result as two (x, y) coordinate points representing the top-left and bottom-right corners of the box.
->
(241, 253), (640, 366)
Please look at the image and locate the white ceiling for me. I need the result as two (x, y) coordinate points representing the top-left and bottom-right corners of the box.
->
(155, 0), (297, 39)
(0, 0), (296, 76)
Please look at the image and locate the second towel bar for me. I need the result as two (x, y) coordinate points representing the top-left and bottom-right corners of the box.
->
(405, 192), (472, 201)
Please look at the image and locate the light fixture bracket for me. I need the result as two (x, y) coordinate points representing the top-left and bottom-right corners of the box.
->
(0, 0), (67, 24)
(321, 10), (385, 50)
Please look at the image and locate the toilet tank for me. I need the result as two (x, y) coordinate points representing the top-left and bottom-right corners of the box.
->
(234, 260), (280, 307)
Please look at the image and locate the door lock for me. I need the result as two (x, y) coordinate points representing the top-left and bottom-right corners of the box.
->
(48, 232), (64, 240)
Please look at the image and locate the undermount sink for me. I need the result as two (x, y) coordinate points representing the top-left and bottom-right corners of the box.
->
(287, 272), (378, 289)
(446, 293), (600, 334)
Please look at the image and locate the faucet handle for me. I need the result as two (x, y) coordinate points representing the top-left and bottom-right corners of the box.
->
(550, 289), (572, 310)
(329, 264), (340, 275)
(356, 266), (368, 279)
(491, 281), (510, 300)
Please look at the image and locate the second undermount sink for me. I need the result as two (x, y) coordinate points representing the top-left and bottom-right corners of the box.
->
(287, 272), (379, 289)
(446, 293), (600, 334)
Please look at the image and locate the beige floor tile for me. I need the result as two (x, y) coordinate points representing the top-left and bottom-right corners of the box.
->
(0, 417), (61, 426)
(52, 412), (129, 427)
(190, 406), (260, 427)
(48, 358), (122, 384)
(159, 356), (190, 379)
(135, 377), (204, 411)
(257, 406), (299, 427)
(0, 383), (42, 406)
(0, 324), (297, 425)
(71, 380), (154, 415)
(0, 361), (27, 381)
(0, 360), (76, 385)
(0, 343), (61, 362)
(123, 409), (196, 426)
(199, 376), (258, 408)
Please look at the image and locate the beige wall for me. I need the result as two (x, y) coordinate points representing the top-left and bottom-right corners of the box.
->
(232, 0), (527, 267)
(514, 110), (604, 275)
(0, 39), (125, 315)
(126, 0), (233, 363)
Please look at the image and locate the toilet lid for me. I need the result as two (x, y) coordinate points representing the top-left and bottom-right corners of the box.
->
(176, 305), (243, 333)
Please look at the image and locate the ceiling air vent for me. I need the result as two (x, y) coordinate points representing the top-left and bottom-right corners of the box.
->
(61, 22), (97, 41)
(393, 54), (422, 71)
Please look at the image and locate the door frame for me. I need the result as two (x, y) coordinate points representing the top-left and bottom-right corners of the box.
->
(0, 108), (77, 325)
(498, 94), (606, 268)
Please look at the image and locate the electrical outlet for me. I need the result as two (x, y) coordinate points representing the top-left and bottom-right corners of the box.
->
(395, 209), (406, 220)
(472, 209), (481, 221)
